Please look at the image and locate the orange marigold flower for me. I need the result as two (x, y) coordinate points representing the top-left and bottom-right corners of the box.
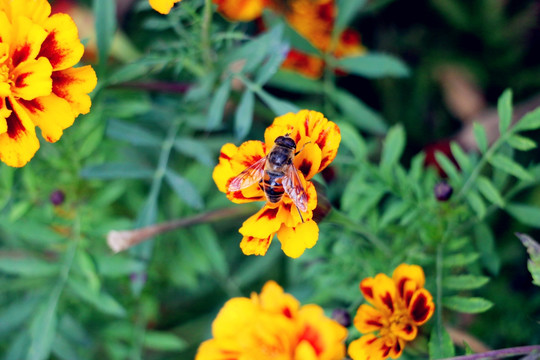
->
(196, 280), (347, 360)
(0, 0), (97, 167)
(213, 0), (267, 22)
(213, 110), (340, 258)
(281, 48), (325, 79)
(348, 264), (436, 360)
(149, 0), (182, 15)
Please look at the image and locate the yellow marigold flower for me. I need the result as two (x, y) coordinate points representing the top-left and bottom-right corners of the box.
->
(213, 0), (267, 22)
(213, 110), (341, 258)
(0, 0), (97, 167)
(348, 264), (436, 360)
(196, 280), (348, 360)
(149, 0), (182, 15)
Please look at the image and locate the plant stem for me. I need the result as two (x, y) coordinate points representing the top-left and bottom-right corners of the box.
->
(439, 345), (540, 360)
(201, 0), (213, 70)
(436, 243), (444, 349)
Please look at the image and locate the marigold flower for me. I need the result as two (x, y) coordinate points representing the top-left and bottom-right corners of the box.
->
(348, 264), (435, 360)
(213, 110), (340, 258)
(213, 0), (267, 21)
(0, 0), (97, 167)
(196, 280), (347, 360)
(149, 0), (182, 15)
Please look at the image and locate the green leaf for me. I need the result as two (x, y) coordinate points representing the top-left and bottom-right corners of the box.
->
(429, 326), (455, 359)
(0, 257), (60, 277)
(380, 124), (406, 170)
(334, 0), (368, 37)
(497, 89), (513, 134)
(336, 121), (367, 161)
(476, 175), (505, 207)
(507, 134), (537, 151)
(255, 43), (289, 85)
(195, 225), (229, 277)
(450, 142), (471, 172)
(474, 223), (501, 275)
(442, 296), (493, 313)
(379, 201), (409, 227)
(466, 190), (486, 219)
(443, 253), (480, 268)
(206, 78), (231, 130)
(26, 302), (58, 360)
(143, 331), (188, 351)
(514, 107), (540, 132)
(506, 203), (540, 228)
(93, 0), (117, 70)
(473, 122), (488, 153)
(256, 89), (300, 115)
(95, 255), (146, 277)
(107, 59), (162, 85)
(0, 296), (42, 335)
(234, 90), (255, 140)
(267, 70), (323, 94)
(174, 137), (214, 167)
(328, 89), (388, 134)
(336, 53), (409, 78)
(165, 169), (204, 209)
(488, 154), (533, 181)
(106, 119), (161, 147)
(80, 163), (153, 179)
(281, 21), (320, 56)
(443, 275), (490, 290)
(516, 233), (540, 286)
(68, 278), (126, 317)
(435, 152), (461, 185)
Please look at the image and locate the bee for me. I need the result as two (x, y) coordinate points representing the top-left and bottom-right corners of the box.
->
(228, 135), (308, 218)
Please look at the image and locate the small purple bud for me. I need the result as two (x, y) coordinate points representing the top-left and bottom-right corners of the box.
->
(331, 308), (351, 328)
(434, 181), (453, 201)
(50, 190), (65, 206)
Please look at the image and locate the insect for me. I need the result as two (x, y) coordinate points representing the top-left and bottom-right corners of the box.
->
(228, 134), (308, 218)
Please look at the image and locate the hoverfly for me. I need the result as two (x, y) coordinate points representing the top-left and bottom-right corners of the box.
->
(228, 135), (308, 219)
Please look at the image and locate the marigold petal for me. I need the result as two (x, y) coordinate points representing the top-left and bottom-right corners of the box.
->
(276, 218), (318, 258)
(257, 280), (300, 318)
(240, 234), (273, 256)
(212, 297), (258, 338)
(281, 49), (324, 79)
(213, 143), (239, 192)
(5, 0), (51, 25)
(18, 94), (73, 143)
(371, 273), (398, 316)
(408, 288), (435, 325)
(195, 339), (240, 360)
(0, 12), (11, 48)
(10, 57), (52, 100)
(353, 304), (385, 334)
(239, 205), (284, 239)
(214, 0), (265, 21)
(392, 263), (425, 300)
(10, 16), (48, 68)
(280, 176), (316, 228)
(293, 142), (321, 180)
(390, 320), (417, 342)
(149, 0), (182, 15)
(0, 98), (39, 167)
(38, 13), (84, 71)
(348, 334), (384, 360)
(51, 65), (97, 117)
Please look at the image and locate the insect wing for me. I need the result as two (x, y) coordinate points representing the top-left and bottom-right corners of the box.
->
(228, 157), (266, 192)
(283, 165), (308, 212)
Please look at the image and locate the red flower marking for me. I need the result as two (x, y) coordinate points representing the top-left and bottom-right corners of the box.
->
(283, 307), (292, 318)
(360, 284), (373, 299)
(38, 31), (66, 69)
(380, 293), (394, 313)
(298, 325), (324, 356)
(51, 71), (73, 98)
(298, 159), (312, 178)
(410, 294), (430, 323)
(366, 319), (383, 327)
(14, 73), (30, 88)
(19, 99), (44, 114)
(12, 45), (31, 68)
(403, 323), (413, 334)
(6, 108), (25, 139)
(219, 151), (231, 161)
(366, 336), (377, 345)
(397, 278), (407, 298)
(257, 207), (279, 221)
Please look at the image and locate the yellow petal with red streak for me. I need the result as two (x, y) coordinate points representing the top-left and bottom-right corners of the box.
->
(256, 280), (300, 318)
(348, 334), (384, 360)
(10, 16), (48, 68)
(293, 142), (321, 180)
(10, 57), (52, 100)
(392, 263), (425, 298)
(239, 205), (284, 239)
(371, 273), (398, 316)
(213, 143), (239, 192)
(276, 218), (318, 258)
(353, 304), (385, 334)
(240, 234), (273, 256)
(39, 13), (84, 71)
(51, 65), (97, 117)
(149, 0), (182, 15)
(0, 98), (39, 167)
(18, 94), (73, 143)
(408, 288), (435, 326)
(4, 0), (51, 25)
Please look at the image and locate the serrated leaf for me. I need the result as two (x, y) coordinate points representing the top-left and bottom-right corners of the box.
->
(435, 152), (461, 184)
(497, 89), (513, 134)
(443, 253), (480, 268)
(165, 169), (204, 209)
(514, 107), (540, 131)
(380, 124), (406, 170)
(328, 89), (388, 134)
(474, 223), (501, 275)
(107, 119), (161, 147)
(476, 176), (505, 207)
(443, 275), (490, 290)
(466, 190), (486, 219)
(488, 154), (533, 181)
(234, 90), (255, 140)
(206, 78), (231, 130)
(80, 163), (153, 179)
(256, 89), (300, 116)
(506, 203), (540, 228)
(442, 296), (493, 313)
(450, 142), (471, 172)
(336, 53), (409, 78)
(507, 134), (537, 151)
(379, 201), (409, 227)
(336, 121), (367, 160)
(143, 331), (188, 351)
(473, 122), (488, 153)
(429, 326), (455, 359)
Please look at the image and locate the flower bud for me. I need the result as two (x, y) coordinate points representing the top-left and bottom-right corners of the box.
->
(331, 308), (351, 327)
(50, 190), (65, 206)
(434, 181), (453, 201)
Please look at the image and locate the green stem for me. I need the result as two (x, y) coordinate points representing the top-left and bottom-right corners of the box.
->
(436, 243), (444, 349)
(201, 0), (213, 70)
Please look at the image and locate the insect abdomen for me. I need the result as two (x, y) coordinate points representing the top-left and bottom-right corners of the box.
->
(261, 172), (284, 203)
